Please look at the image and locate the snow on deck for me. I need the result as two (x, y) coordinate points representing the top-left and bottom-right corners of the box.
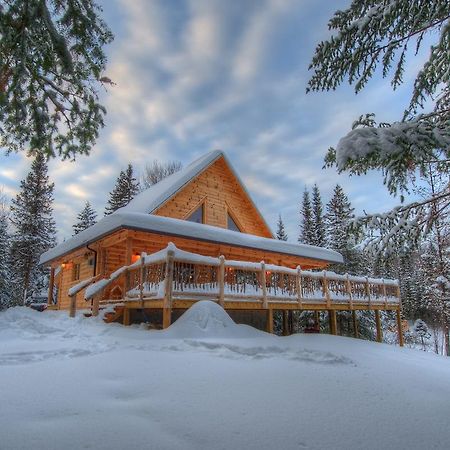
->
(0, 303), (449, 450)
(39, 212), (343, 266)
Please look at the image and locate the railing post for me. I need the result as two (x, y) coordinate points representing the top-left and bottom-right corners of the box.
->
(375, 309), (383, 343)
(139, 254), (145, 307)
(382, 279), (387, 308)
(218, 255), (225, 307)
(323, 271), (331, 308)
(345, 274), (353, 310)
(69, 293), (77, 318)
(365, 276), (371, 309)
(260, 261), (268, 308)
(296, 266), (302, 307)
(124, 269), (131, 300)
(163, 249), (175, 329)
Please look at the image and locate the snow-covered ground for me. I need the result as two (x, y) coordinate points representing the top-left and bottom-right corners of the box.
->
(0, 302), (449, 450)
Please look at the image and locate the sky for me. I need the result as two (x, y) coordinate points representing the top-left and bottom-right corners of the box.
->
(0, 0), (424, 242)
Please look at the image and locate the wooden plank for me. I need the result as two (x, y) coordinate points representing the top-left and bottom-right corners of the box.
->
(123, 307), (131, 326)
(329, 310), (337, 335)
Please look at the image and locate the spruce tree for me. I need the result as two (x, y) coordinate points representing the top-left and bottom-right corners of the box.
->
(299, 189), (314, 244)
(104, 164), (139, 215)
(73, 201), (97, 235)
(9, 154), (56, 305)
(0, 194), (11, 310)
(311, 184), (326, 247)
(276, 214), (288, 241)
(413, 319), (431, 352)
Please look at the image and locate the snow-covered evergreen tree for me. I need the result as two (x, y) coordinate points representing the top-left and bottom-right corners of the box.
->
(308, 1), (450, 252)
(311, 184), (326, 247)
(0, 191), (11, 309)
(9, 154), (56, 305)
(73, 201), (97, 235)
(299, 189), (314, 244)
(276, 214), (288, 241)
(413, 319), (431, 352)
(104, 164), (139, 215)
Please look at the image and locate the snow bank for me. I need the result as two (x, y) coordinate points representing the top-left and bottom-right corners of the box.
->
(161, 300), (266, 339)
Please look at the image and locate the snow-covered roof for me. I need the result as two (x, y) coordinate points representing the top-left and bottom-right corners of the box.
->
(117, 150), (272, 235)
(39, 212), (343, 266)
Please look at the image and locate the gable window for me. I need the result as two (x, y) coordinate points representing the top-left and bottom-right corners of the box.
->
(227, 212), (241, 232)
(187, 203), (204, 224)
(72, 263), (81, 281)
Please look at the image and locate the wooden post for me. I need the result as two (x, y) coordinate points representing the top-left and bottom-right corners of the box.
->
(123, 306), (131, 326)
(266, 309), (273, 334)
(345, 274), (353, 310)
(315, 311), (320, 331)
(92, 294), (100, 317)
(382, 279), (388, 308)
(352, 310), (358, 338)
(47, 267), (55, 306)
(375, 309), (382, 343)
(125, 269), (131, 299)
(323, 271), (331, 308)
(296, 266), (302, 307)
(329, 310), (337, 335)
(163, 249), (175, 329)
(69, 293), (77, 318)
(365, 276), (371, 309)
(139, 255), (145, 307)
(260, 261), (268, 309)
(218, 255), (225, 307)
(283, 310), (289, 336)
(396, 309), (404, 347)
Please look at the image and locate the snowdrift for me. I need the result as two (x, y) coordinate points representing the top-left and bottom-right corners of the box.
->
(160, 300), (267, 339)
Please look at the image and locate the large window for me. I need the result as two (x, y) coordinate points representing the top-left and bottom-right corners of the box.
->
(227, 212), (241, 232)
(187, 203), (204, 224)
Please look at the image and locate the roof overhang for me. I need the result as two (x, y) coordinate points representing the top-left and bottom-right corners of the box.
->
(40, 212), (343, 266)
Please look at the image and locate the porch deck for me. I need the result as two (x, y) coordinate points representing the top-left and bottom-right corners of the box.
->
(67, 243), (404, 344)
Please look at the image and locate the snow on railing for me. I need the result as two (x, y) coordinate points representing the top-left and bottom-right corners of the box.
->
(82, 242), (400, 315)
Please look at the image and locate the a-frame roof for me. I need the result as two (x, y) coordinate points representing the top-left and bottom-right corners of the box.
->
(118, 150), (273, 236)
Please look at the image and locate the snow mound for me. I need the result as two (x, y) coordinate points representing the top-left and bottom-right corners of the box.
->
(161, 300), (266, 339)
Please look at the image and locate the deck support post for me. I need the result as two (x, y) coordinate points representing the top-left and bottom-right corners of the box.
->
(218, 255), (225, 307)
(69, 293), (77, 318)
(47, 267), (55, 306)
(283, 310), (289, 336)
(375, 310), (382, 343)
(266, 309), (273, 334)
(329, 310), (337, 335)
(92, 294), (100, 317)
(162, 249), (175, 329)
(123, 306), (131, 326)
(396, 309), (404, 347)
(315, 311), (320, 331)
(352, 310), (358, 338)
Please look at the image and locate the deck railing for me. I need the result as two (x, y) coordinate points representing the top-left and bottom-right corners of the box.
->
(72, 243), (400, 317)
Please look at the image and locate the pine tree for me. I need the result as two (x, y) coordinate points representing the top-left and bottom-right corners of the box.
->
(413, 319), (431, 352)
(73, 201), (97, 235)
(276, 214), (288, 241)
(0, 193), (11, 309)
(299, 189), (314, 244)
(308, 1), (450, 251)
(0, 0), (113, 159)
(325, 184), (361, 273)
(311, 184), (326, 247)
(104, 164), (139, 215)
(9, 154), (56, 305)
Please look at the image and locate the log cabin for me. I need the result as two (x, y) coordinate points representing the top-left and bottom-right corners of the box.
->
(39, 150), (403, 343)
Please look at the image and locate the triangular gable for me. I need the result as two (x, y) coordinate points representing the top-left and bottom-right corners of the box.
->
(119, 151), (273, 238)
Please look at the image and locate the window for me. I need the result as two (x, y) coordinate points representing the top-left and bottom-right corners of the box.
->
(227, 212), (241, 232)
(72, 263), (81, 281)
(187, 203), (204, 224)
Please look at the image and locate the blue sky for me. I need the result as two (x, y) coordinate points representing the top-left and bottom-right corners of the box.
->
(0, 0), (423, 241)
